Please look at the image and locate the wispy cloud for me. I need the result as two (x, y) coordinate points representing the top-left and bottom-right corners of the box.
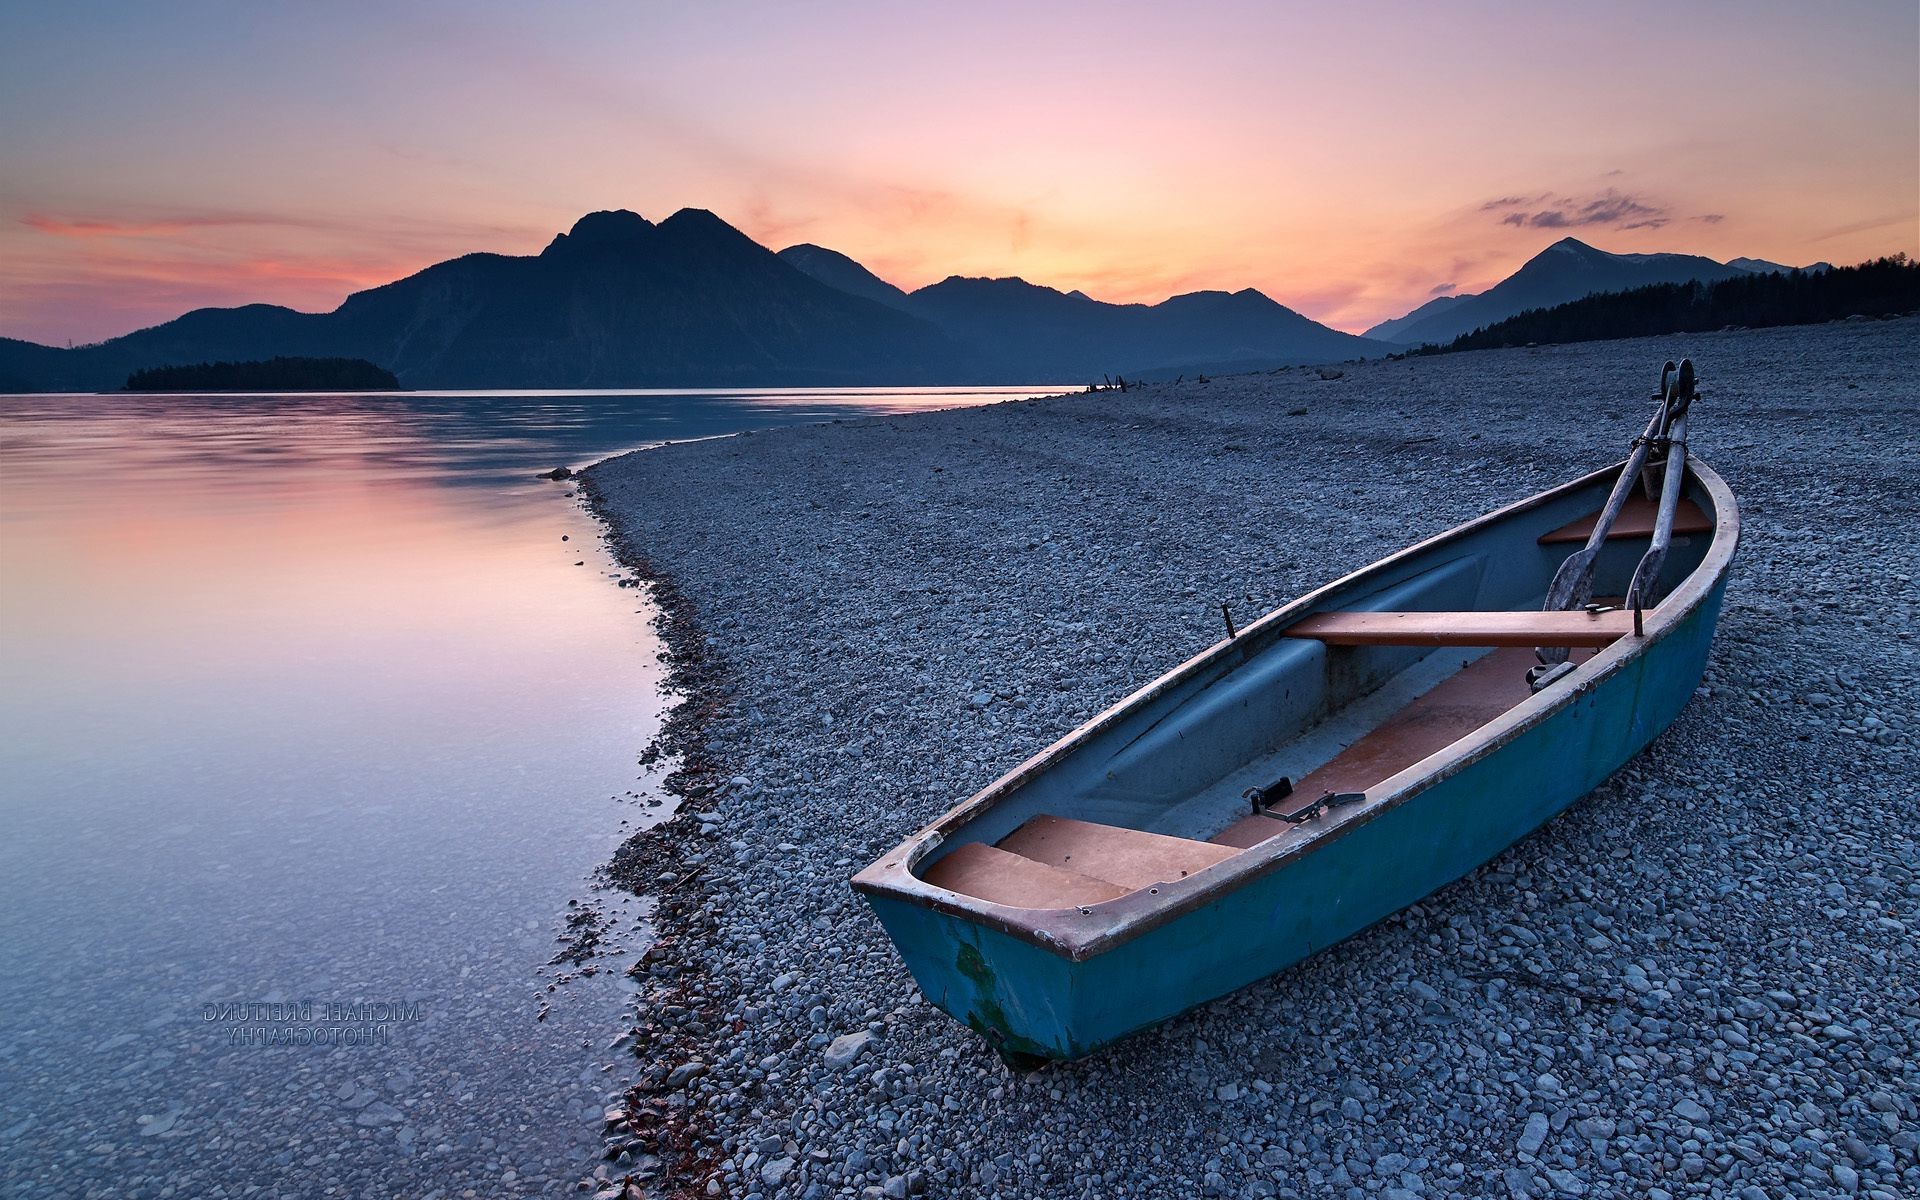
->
(1428, 282), (1457, 296)
(1484, 189), (1672, 231)
(1810, 211), (1919, 242)
(22, 212), (332, 239)
(2, 204), (553, 343)
(21, 208), (544, 246)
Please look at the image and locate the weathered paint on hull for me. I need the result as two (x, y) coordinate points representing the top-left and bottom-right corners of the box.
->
(865, 576), (1729, 1060)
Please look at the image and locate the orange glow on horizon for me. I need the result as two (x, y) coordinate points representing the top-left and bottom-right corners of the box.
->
(2, 2), (1913, 345)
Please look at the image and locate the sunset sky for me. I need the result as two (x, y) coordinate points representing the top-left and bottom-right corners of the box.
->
(3, 0), (1914, 345)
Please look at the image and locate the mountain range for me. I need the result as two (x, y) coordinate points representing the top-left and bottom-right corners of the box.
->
(1365, 237), (1833, 347)
(0, 210), (1380, 391)
(0, 214), (1837, 392)
(0, 210), (959, 392)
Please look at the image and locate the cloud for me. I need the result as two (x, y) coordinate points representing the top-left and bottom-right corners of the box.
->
(21, 212), (332, 239)
(1487, 188), (1672, 231)
(3, 205), (553, 343)
(1810, 210), (1920, 242)
(1428, 282), (1457, 296)
(1694, 213), (1726, 224)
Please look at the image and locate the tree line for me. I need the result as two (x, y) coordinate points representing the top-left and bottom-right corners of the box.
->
(1419, 255), (1918, 355)
(124, 356), (400, 392)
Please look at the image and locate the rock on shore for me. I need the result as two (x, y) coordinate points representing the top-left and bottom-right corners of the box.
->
(586, 317), (1919, 1200)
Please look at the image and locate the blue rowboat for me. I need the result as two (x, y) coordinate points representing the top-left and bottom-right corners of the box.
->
(853, 369), (1737, 1064)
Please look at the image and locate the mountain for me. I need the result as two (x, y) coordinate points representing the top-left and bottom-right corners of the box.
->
(778, 242), (1383, 374)
(5, 219), (1866, 391)
(0, 209), (1385, 391)
(784, 242), (1384, 376)
(777, 243), (912, 310)
(1726, 256), (1833, 275)
(326, 208), (964, 386)
(0, 210), (963, 391)
(897, 277), (1382, 378)
(1422, 254), (1918, 354)
(1367, 237), (1763, 347)
(1363, 294), (1471, 346)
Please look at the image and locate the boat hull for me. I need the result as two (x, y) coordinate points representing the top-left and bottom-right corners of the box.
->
(867, 574), (1725, 1059)
(857, 457), (1739, 1062)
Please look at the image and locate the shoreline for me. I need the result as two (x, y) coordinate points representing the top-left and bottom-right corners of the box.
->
(579, 468), (737, 1199)
(583, 319), (1918, 1200)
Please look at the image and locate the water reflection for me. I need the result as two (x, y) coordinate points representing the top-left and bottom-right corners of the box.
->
(0, 385), (1055, 1197)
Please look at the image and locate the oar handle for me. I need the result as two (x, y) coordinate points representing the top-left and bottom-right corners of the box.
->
(1538, 359), (1694, 664)
(1626, 401), (1692, 611)
(1540, 387), (1671, 616)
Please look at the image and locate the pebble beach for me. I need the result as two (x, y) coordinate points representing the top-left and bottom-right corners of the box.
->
(583, 316), (1919, 1200)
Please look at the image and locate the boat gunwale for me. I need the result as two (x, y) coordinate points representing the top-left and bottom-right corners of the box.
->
(852, 454), (1740, 961)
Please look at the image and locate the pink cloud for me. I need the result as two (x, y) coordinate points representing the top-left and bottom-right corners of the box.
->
(21, 212), (332, 240)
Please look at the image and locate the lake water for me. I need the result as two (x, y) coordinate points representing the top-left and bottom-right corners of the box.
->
(0, 386), (1057, 1198)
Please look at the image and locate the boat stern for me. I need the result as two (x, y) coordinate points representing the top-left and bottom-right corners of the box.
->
(858, 888), (1086, 1062)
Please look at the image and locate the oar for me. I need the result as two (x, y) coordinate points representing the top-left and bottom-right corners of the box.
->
(1537, 366), (1676, 645)
(1626, 361), (1697, 617)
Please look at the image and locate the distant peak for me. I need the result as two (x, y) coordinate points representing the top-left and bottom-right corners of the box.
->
(938, 274), (1048, 290)
(543, 209), (654, 255)
(567, 209), (653, 240)
(660, 207), (735, 232)
(657, 209), (766, 254)
(1543, 236), (1601, 256)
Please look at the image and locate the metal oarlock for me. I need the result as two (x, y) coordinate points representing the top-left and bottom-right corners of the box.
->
(1245, 776), (1364, 823)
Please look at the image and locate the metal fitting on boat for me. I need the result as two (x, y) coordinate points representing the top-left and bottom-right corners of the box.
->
(1526, 661), (1578, 692)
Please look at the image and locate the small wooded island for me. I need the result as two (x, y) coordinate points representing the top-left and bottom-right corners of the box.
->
(123, 357), (401, 392)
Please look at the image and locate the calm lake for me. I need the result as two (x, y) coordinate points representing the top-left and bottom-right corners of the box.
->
(0, 385), (1057, 1198)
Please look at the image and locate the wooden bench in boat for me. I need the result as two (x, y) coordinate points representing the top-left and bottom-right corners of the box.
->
(922, 842), (1126, 909)
(923, 604), (1637, 905)
(1211, 645), (1593, 848)
(999, 814), (1238, 890)
(921, 815), (1238, 908)
(1537, 495), (1712, 544)
(1284, 609), (1632, 647)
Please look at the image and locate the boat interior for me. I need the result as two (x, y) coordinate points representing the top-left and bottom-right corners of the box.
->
(918, 480), (1719, 911)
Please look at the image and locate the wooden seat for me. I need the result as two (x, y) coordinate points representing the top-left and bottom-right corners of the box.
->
(1537, 495), (1712, 544)
(997, 814), (1238, 890)
(921, 841), (1126, 908)
(1284, 609), (1632, 648)
(1211, 646), (1591, 849)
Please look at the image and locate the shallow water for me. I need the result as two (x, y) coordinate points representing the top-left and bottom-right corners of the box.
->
(0, 385), (1056, 1197)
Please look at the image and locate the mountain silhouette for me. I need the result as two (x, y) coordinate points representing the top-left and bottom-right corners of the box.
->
(2, 210), (1387, 391)
(898, 276), (1379, 379)
(2, 210), (962, 390)
(777, 249), (1383, 378)
(1725, 256), (1833, 275)
(1365, 237), (1823, 346)
(777, 244), (914, 310)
